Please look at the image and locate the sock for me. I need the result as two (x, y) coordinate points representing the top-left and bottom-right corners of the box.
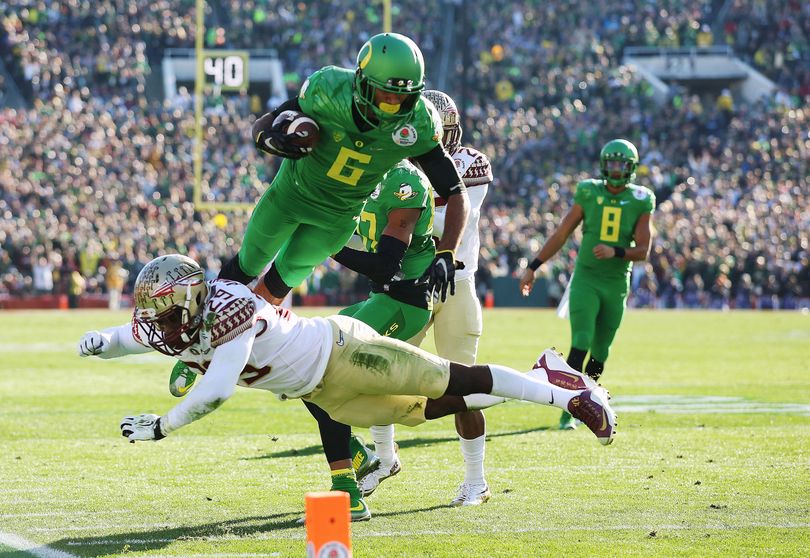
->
(370, 424), (396, 467)
(567, 347), (587, 371)
(488, 364), (575, 410)
(585, 357), (605, 381)
(463, 393), (507, 410)
(330, 468), (361, 501)
(459, 434), (486, 486)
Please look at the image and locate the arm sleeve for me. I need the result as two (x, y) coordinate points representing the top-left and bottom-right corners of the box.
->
(163, 329), (254, 433)
(97, 324), (153, 359)
(333, 235), (408, 284)
(413, 145), (466, 200)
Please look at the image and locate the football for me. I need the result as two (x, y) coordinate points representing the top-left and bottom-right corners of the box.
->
(272, 110), (321, 150)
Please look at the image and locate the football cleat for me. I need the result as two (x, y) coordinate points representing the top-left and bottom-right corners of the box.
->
(450, 482), (491, 507)
(567, 388), (617, 445)
(350, 434), (381, 482)
(531, 349), (600, 392)
(169, 360), (197, 397)
(296, 493), (371, 525)
(359, 450), (401, 497)
(557, 410), (579, 430)
(349, 494), (372, 522)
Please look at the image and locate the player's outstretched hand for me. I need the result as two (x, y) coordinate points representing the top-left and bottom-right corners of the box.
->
(519, 269), (536, 297)
(420, 250), (463, 303)
(251, 112), (308, 160)
(78, 331), (109, 357)
(120, 414), (167, 443)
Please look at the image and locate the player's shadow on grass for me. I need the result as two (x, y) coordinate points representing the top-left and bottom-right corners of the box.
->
(34, 513), (302, 558)
(33, 504), (459, 557)
(245, 425), (550, 460)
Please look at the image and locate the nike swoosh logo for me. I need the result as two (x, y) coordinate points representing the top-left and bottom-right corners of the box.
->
(336, 331), (345, 346)
(350, 502), (365, 511)
(600, 410), (608, 431)
(175, 384), (192, 395)
(550, 392), (554, 405)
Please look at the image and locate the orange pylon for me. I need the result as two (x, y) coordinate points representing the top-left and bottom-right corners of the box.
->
(305, 491), (352, 557)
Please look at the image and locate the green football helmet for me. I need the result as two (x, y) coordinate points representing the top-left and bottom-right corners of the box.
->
(354, 33), (425, 129)
(133, 254), (208, 356)
(600, 139), (639, 187)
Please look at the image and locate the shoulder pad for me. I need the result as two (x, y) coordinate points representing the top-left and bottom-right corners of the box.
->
(456, 146), (493, 187)
(206, 280), (257, 347)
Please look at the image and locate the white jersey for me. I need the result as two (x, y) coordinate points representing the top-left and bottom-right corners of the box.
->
(106, 279), (333, 432)
(433, 145), (492, 280)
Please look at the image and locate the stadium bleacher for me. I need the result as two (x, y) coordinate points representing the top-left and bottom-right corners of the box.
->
(1, 0), (807, 308)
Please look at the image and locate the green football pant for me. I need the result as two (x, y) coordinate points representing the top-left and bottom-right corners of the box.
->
(568, 273), (629, 363)
(238, 173), (358, 287)
(340, 291), (431, 341)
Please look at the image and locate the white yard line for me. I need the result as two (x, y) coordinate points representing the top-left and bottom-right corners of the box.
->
(31, 524), (173, 533)
(0, 532), (79, 558)
(0, 511), (128, 519)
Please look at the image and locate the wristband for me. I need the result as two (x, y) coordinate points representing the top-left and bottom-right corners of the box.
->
(613, 247), (626, 259)
(529, 258), (543, 271)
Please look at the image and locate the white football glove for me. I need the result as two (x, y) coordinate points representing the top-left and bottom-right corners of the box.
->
(78, 331), (109, 357)
(120, 414), (167, 443)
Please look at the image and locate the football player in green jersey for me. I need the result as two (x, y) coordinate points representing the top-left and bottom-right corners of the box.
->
(334, 159), (436, 339)
(331, 159), (438, 499)
(219, 32), (469, 307)
(519, 139), (655, 430)
(212, 33), (470, 520)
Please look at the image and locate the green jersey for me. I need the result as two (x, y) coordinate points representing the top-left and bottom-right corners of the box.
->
(294, 66), (443, 215)
(357, 160), (435, 281)
(574, 179), (655, 278)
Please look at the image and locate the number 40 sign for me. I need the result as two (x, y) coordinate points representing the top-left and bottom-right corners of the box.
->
(203, 50), (249, 91)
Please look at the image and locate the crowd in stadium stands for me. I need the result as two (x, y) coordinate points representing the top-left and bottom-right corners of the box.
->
(1, 1), (808, 309)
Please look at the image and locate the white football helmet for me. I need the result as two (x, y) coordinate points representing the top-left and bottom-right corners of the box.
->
(133, 254), (208, 356)
(423, 89), (462, 151)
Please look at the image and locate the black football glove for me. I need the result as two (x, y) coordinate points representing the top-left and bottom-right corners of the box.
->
(251, 112), (309, 160)
(420, 250), (465, 303)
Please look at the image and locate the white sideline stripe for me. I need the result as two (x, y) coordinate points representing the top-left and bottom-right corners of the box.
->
(63, 523), (810, 545)
(0, 511), (127, 519)
(32, 524), (172, 533)
(0, 532), (79, 558)
(609, 395), (810, 416)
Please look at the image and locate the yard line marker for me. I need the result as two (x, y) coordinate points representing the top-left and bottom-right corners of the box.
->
(0, 532), (79, 558)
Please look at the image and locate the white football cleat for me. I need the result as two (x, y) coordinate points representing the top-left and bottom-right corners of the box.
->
(530, 349), (601, 392)
(450, 482), (491, 507)
(359, 452), (401, 497)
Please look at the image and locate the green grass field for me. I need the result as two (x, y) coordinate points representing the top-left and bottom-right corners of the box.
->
(1, 309), (808, 557)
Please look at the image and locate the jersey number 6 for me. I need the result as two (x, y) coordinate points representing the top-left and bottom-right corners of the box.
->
(327, 147), (372, 186)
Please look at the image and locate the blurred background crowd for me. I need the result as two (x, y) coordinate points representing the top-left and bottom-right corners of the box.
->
(1, 0), (808, 309)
